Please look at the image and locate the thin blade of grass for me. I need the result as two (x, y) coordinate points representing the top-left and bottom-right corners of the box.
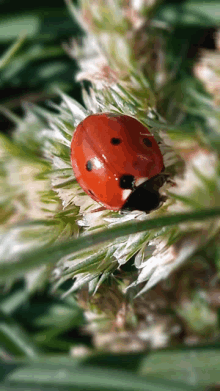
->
(0, 207), (219, 281)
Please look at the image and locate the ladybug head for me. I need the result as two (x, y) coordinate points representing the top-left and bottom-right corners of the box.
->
(121, 173), (166, 213)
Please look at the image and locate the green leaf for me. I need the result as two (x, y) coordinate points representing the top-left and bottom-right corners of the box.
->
(6, 363), (202, 391)
(0, 313), (40, 358)
(140, 348), (220, 387)
(33, 301), (84, 329)
(0, 208), (219, 282)
(156, 0), (219, 27)
(0, 385), (72, 391)
(0, 15), (40, 42)
(0, 289), (28, 315)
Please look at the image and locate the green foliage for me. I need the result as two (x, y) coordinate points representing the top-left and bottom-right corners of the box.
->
(0, 0), (219, 296)
(0, 281), (85, 357)
(0, 0), (83, 136)
(2, 364), (204, 391)
(140, 348), (220, 387)
(2, 345), (220, 389)
(1, 277), (220, 390)
(0, 208), (220, 282)
(155, 0), (219, 27)
(0, 0), (220, 389)
(0, 35), (26, 71)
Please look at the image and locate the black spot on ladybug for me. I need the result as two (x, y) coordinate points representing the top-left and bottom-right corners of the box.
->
(111, 138), (121, 145)
(143, 138), (152, 147)
(119, 175), (135, 189)
(86, 161), (93, 171)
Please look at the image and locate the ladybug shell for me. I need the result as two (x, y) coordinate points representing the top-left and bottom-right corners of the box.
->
(71, 113), (164, 211)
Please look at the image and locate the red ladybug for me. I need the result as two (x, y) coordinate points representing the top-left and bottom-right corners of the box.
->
(71, 113), (164, 212)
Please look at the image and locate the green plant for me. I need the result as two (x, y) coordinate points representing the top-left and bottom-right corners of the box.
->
(0, 0), (220, 389)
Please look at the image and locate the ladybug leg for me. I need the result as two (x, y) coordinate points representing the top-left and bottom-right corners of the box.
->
(90, 206), (107, 213)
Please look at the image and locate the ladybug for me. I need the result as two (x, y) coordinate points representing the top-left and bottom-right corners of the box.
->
(71, 113), (165, 213)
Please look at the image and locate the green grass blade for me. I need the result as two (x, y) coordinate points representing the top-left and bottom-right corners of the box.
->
(0, 33), (26, 70)
(140, 348), (220, 387)
(0, 207), (219, 281)
(7, 364), (203, 391)
(0, 314), (40, 358)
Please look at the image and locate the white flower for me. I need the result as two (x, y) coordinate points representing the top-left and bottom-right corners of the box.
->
(133, 235), (203, 295)
(169, 149), (220, 214)
(64, 36), (119, 89)
(194, 49), (220, 104)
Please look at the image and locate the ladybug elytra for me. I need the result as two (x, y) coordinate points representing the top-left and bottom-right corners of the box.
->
(71, 113), (164, 212)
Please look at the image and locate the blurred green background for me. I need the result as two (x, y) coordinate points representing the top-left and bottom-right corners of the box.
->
(0, 0), (83, 134)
